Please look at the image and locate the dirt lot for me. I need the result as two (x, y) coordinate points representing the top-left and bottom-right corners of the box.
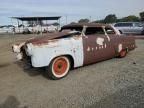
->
(0, 34), (144, 108)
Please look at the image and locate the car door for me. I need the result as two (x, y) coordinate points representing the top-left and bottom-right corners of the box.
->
(122, 23), (133, 33)
(82, 27), (115, 65)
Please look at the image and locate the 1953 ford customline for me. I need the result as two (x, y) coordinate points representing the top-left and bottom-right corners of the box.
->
(12, 23), (136, 80)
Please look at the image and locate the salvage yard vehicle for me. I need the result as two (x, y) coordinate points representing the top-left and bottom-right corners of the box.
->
(114, 22), (144, 35)
(12, 23), (136, 80)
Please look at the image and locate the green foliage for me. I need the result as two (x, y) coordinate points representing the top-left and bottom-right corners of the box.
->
(92, 19), (104, 23)
(78, 19), (90, 23)
(104, 14), (117, 23)
(118, 15), (140, 22)
(139, 11), (144, 21)
(71, 12), (144, 24)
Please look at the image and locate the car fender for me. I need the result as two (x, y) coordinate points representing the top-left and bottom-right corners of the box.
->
(28, 37), (84, 68)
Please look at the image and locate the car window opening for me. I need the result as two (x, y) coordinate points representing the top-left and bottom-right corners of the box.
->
(85, 27), (104, 35)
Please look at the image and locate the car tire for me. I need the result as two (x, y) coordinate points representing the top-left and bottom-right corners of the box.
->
(119, 49), (127, 58)
(46, 56), (71, 80)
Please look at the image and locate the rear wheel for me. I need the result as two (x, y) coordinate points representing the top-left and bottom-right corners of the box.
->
(119, 49), (127, 58)
(46, 56), (71, 80)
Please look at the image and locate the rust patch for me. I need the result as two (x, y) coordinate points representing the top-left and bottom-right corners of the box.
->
(82, 34), (126, 65)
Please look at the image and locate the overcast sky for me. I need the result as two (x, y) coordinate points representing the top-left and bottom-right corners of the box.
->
(0, 0), (144, 25)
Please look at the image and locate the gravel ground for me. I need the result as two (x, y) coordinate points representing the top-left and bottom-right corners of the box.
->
(0, 34), (144, 108)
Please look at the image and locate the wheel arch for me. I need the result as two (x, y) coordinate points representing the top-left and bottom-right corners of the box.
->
(49, 54), (74, 69)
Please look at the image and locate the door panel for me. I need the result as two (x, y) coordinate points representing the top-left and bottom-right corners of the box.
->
(83, 34), (115, 65)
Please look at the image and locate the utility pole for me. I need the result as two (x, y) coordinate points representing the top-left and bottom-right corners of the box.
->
(89, 16), (92, 22)
(66, 15), (68, 25)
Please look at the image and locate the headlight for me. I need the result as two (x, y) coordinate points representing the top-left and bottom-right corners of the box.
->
(12, 44), (20, 53)
(25, 43), (33, 56)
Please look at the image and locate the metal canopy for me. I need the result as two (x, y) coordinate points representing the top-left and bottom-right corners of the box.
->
(12, 16), (61, 21)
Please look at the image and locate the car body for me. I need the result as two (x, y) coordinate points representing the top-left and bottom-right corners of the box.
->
(12, 23), (136, 80)
(114, 22), (144, 35)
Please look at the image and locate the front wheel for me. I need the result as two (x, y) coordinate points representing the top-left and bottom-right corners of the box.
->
(46, 56), (71, 80)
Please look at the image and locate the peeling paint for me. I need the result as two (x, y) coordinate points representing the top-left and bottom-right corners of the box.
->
(92, 48), (94, 51)
(106, 35), (110, 41)
(12, 23), (136, 71)
(104, 44), (107, 48)
(96, 38), (104, 46)
(12, 42), (25, 53)
(87, 47), (90, 52)
(118, 44), (123, 52)
(16, 53), (23, 60)
(96, 47), (97, 50)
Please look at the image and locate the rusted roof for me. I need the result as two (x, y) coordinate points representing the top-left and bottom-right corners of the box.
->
(26, 31), (75, 44)
(12, 16), (61, 21)
(62, 23), (110, 28)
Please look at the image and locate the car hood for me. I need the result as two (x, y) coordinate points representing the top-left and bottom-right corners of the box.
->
(26, 31), (74, 44)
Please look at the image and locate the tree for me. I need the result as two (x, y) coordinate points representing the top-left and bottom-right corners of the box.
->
(140, 11), (144, 21)
(92, 19), (104, 23)
(70, 22), (77, 24)
(104, 14), (117, 23)
(118, 15), (140, 22)
(78, 19), (90, 23)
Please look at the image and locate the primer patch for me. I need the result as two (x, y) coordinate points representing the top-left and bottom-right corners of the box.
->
(96, 47), (97, 50)
(118, 44), (122, 52)
(87, 47), (90, 52)
(92, 48), (94, 51)
(104, 44), (107, 48)
(96, 38), (104, 46)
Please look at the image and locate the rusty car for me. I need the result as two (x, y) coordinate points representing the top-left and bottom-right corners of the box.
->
(12, 23), (136, 80)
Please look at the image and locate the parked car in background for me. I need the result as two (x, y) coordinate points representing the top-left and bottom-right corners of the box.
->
(114, 22), (144, 35)
(12, 23), (136, 80)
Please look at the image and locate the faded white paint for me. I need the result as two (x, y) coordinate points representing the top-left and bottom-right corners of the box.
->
(24, 36), (84, 68)
(92, 48), (94, 51)
(96, 47), (97, 50)
(118, 44), (123, 52)
(16, 53), (23, 60)
(87, 46), (90, 52)
(102, 26), (111, 42)
(12, 42), (25, 53)
(96, 37), (104, 46)
(106, 35), (110, 42)
(104, 44), (107, 48)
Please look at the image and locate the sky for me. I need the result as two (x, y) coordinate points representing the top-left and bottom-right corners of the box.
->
(0, 0), (144, 25)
